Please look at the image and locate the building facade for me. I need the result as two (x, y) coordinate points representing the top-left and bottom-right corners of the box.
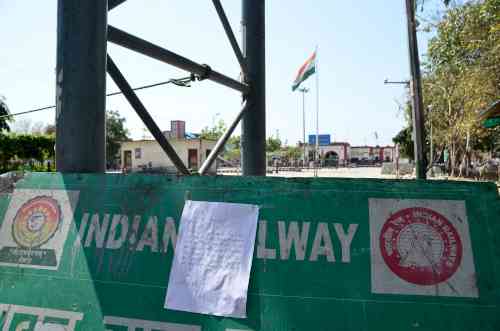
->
(120, 121), (217, 173)
(302, 143), (395, 165)
(304, 142), (351, 166)
(350, 146), (395, 162)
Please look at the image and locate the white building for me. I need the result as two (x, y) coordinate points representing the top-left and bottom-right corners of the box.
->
(350, 146), (395, 162)
(302, 142), (395, 165)
(120, 121), (217, 173)
(304, 142), (351, 166)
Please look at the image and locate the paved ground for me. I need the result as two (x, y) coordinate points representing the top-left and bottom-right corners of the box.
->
(219, 167), (500, 194)
(219, 166), (398, 179)
(267, 167), (394, 179)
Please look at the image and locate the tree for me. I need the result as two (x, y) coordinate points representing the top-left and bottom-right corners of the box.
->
(0, 134), (55, 172)
(424, 0), (499, 175)
(200, 119), (226, 140)
(283, 146), (302, 160)
(398, 0), (500, 175)
(0, 96), (11, 132)
(393, 127), (415, 160)
(106, 110), (130, 168)
(266, 136), (282, 152)
(44, 124), (56, 135)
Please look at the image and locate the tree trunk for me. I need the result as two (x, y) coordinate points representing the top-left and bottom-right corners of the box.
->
(450, 142), (456, 177)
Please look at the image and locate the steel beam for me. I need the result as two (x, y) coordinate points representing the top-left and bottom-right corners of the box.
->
(108, 0), (127, 11)
(107, 55), (191, 175)
(241, 0), (266, 175)
(212, 0), (248, 75)
(405, 0), (426, 179)
(55, 0), (107, 173)
(199, 102), (249, 175)
(107, 25), (249, 94)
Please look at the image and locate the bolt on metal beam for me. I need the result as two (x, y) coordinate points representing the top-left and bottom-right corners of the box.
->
(107, 25), (249, 94)
(107, 55), (191, 175)
(211, 0), (248, 75)
(199, 101), (250, 175)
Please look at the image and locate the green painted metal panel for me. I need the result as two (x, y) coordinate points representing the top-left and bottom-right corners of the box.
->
(0, 173), (499, 330)
(483, 117), (500, 128)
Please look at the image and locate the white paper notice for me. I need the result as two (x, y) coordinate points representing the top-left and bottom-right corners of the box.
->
(164, 200), (259, 318)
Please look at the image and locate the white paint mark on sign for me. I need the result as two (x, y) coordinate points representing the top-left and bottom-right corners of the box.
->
(278, 221), (310, 260)
(334, 223), (358, 263)
(257, 220), (276, 259)
(136, 216), (159, 252)
(309, 222), (335, 262)
(106, 214), (129, 249)
(0, 303), (83, 331)
(34, 322), (67, 331)
(369, 199), (478, 297)
(104, 316), (200, 331)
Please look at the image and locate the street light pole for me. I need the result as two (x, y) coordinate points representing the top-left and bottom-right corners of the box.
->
(298, 87), (309, 165)
(405, 0), (427, 179)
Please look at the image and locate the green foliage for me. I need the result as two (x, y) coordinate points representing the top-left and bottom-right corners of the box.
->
(106, 110), (130, 168)
(393, 127), (415, 160)
(397, 0), (500, 174)
(266, 136), (282, 152)
(222, 135), (241, 161)
(227, 135), (241, 150)
(0, 133), (55, 172)
(44, 124), (56, 135)
(200, 119), (226, 140)
(0, 96), (11, 132)
(283, 146), (302, 160)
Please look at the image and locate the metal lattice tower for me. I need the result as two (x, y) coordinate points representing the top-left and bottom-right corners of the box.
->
(55, 0), (265, 175)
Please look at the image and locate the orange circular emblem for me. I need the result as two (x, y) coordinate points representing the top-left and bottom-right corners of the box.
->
(12, 196), (62, 248)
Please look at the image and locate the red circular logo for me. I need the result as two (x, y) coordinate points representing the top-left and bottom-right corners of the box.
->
(12, 196), (62, 248)
(379, 207), (462, 285)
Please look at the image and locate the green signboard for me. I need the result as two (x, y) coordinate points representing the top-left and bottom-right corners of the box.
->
(0, 173), (499, 330)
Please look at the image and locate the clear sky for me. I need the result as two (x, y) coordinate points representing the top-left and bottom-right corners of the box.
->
(0, 0), (440, 146)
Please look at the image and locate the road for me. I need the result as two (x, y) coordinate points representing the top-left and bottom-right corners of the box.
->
(219, 166), (396, 179)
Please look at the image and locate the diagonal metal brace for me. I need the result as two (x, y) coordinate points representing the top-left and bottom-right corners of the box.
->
(108, 0), (127, 11)
(107, 25), (249, 94)
(199, 101), (250, 175)
(211, 0), (248, 75)
(106, 55), (191, 175)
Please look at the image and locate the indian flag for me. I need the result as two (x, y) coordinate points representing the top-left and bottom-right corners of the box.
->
(292, 52), (316, 91)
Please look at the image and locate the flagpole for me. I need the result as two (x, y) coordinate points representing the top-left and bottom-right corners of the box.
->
(315, 46), (319, 177)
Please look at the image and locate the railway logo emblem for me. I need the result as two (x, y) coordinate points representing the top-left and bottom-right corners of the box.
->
(379, 207), (462, 285)
(0, 189), (79, 270)
(12, 196), (62, 248)
(369, 199), (478, 297)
